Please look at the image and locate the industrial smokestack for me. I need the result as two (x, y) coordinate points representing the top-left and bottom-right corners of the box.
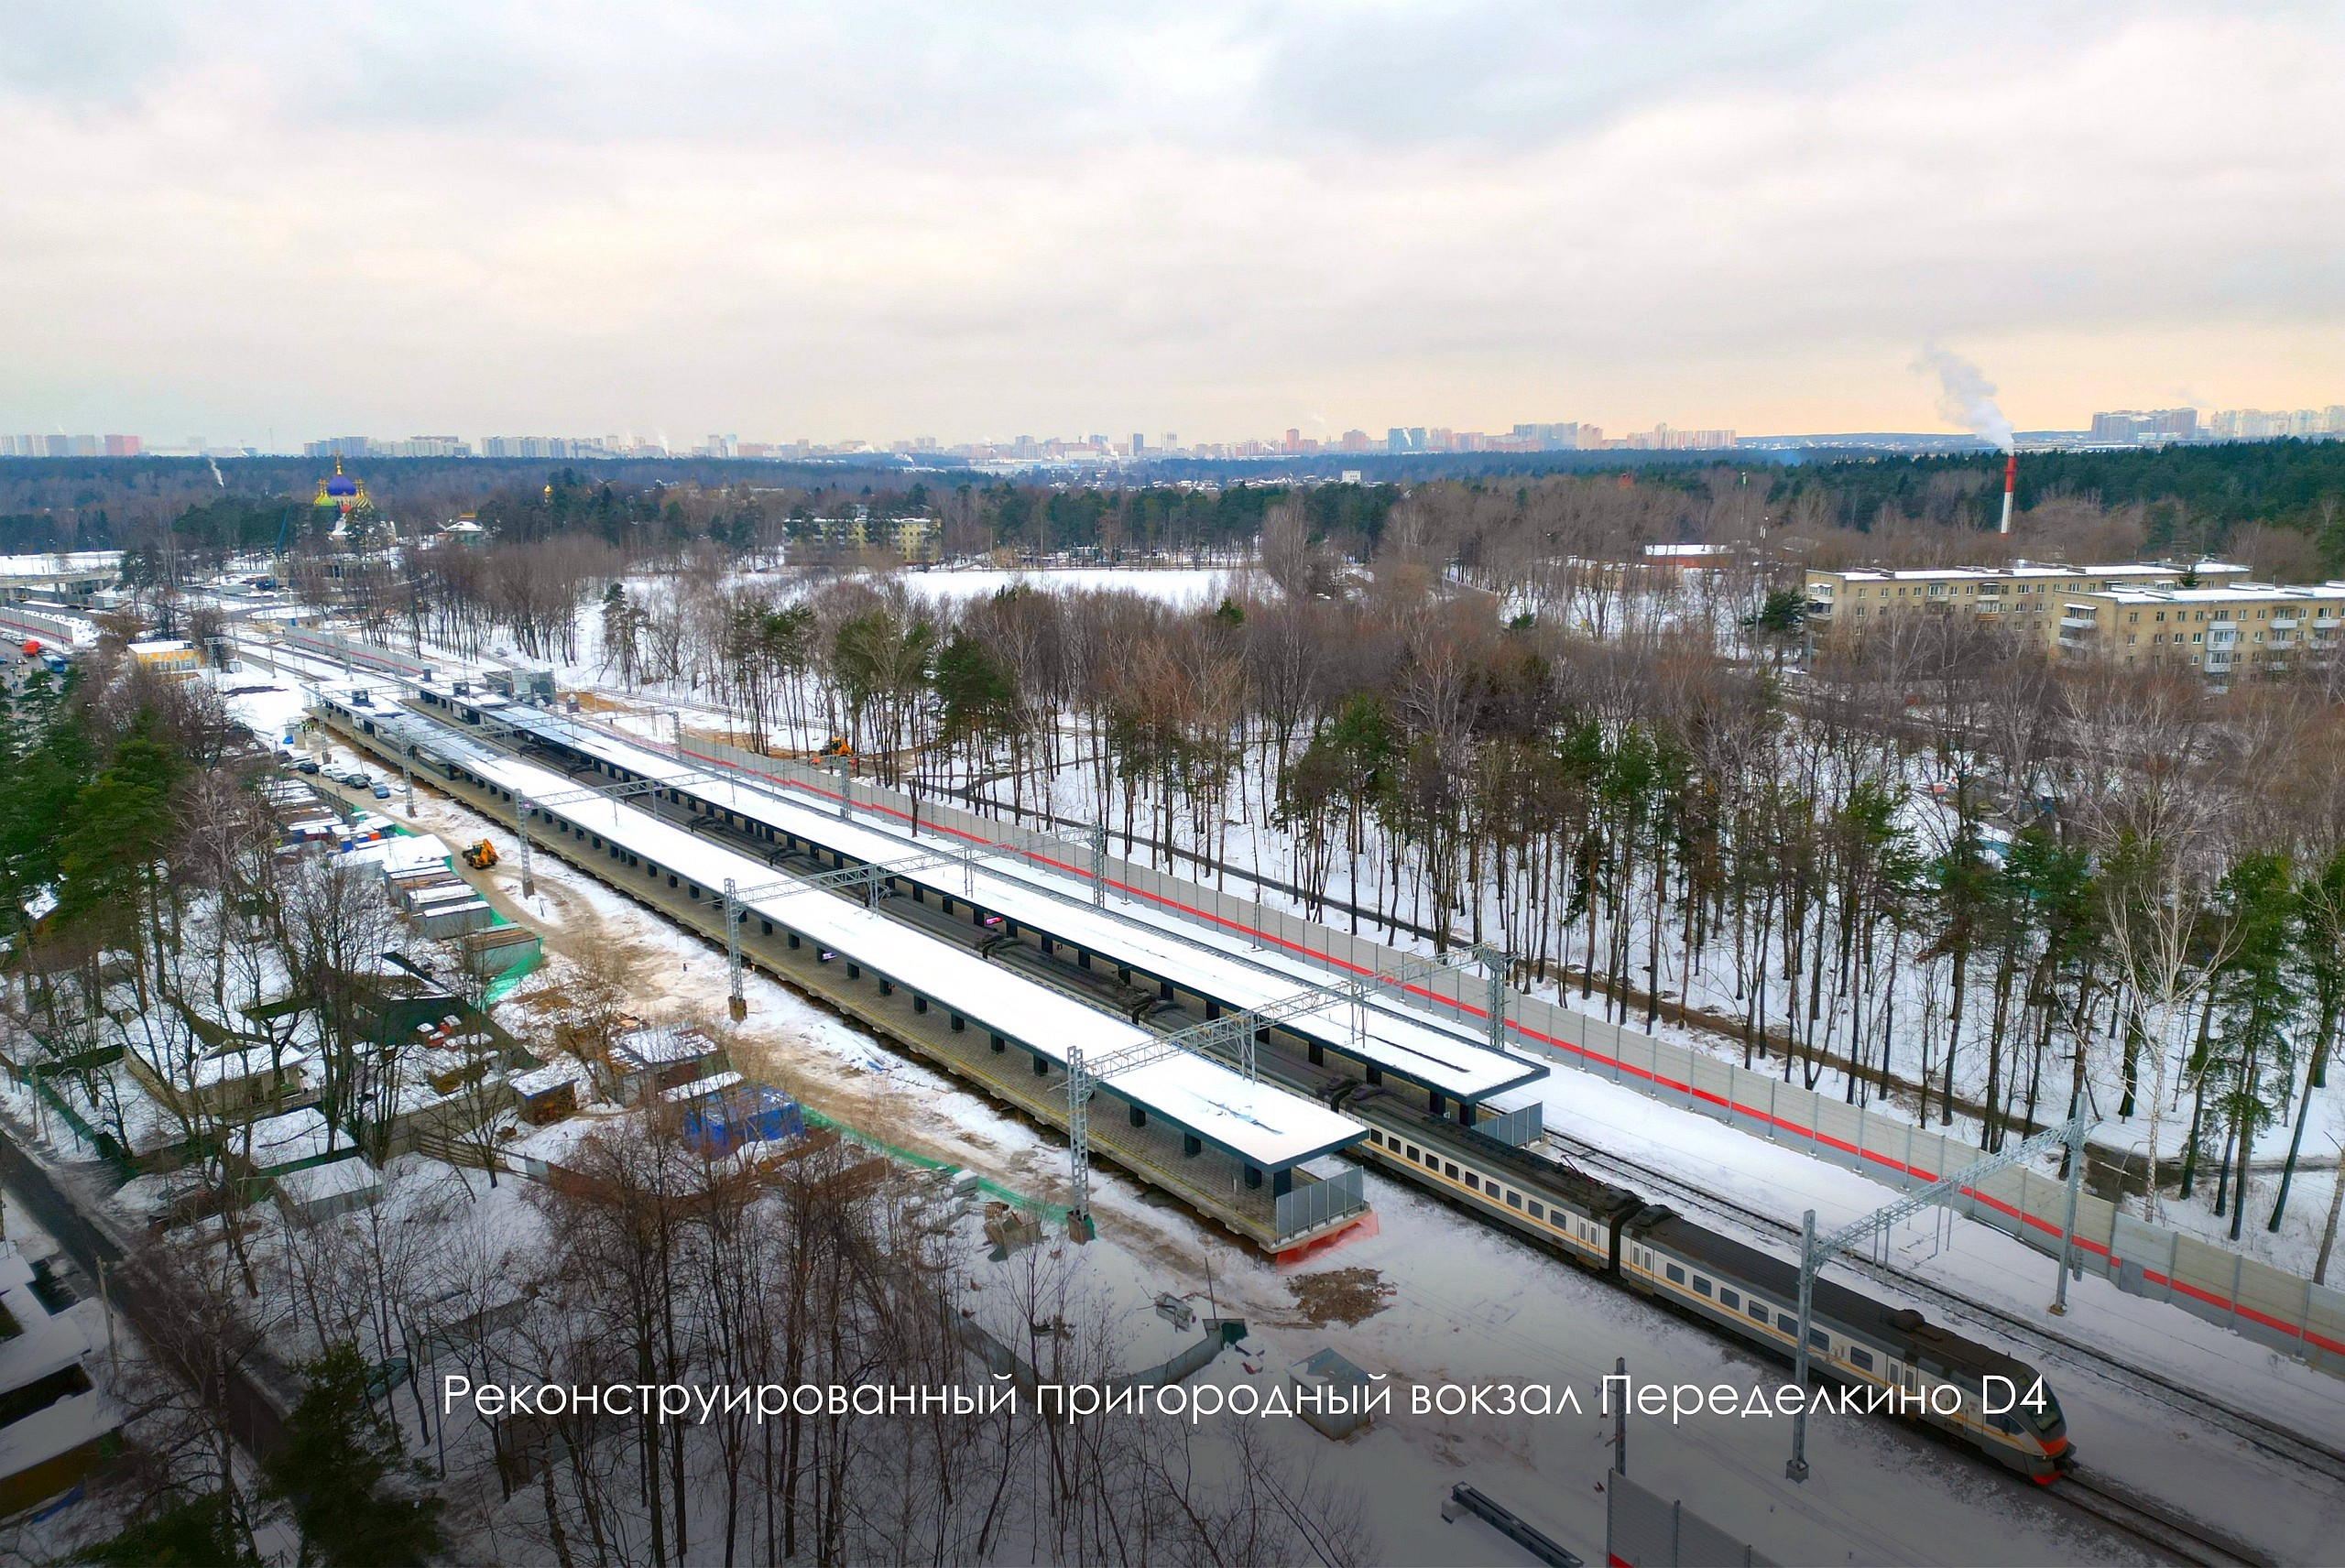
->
(1999, 452), (2016, 536)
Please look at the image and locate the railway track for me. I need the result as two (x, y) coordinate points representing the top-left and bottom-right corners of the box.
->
(2054, 1470), (2273, 1568)
(1541, 1127), (2345, 1487)
(256, 636), (2322, 1563)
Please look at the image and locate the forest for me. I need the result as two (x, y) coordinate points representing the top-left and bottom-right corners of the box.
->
(13, 437), (2345, 572)
(221, 470), (2345, 1287)
(0, 648), (1371, 1567)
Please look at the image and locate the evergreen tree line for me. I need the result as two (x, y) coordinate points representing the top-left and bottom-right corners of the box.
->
(603, 553), (2345, 1269)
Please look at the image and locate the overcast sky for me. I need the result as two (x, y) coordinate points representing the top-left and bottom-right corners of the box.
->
(4, 3), (2340, 448)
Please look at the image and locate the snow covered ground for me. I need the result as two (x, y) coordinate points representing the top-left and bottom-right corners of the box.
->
(897, 565), (1235, 608)
(254, 682), (2340, 1563)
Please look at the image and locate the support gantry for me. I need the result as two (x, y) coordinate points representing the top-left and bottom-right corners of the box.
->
(1785, 1114), (2092, 1482)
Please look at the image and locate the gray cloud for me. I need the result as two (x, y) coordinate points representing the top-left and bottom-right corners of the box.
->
(1, 3), (2340, 443)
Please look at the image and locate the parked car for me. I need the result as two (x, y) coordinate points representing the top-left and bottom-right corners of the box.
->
(371, 781), (393, 800)
(295, 759), (322, 775)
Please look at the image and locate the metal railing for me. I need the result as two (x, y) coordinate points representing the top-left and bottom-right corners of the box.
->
(1273, 1166), (1365, 1242)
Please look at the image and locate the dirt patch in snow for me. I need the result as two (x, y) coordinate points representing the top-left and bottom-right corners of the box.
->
(1285, 1267), (1393, 1326)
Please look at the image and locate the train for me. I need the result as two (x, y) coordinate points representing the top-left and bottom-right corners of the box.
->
(303, 664), (2073, 1483)
(1325, 1081), (2075, 1482)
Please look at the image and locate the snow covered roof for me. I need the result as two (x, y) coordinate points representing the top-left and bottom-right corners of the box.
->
(660, 1070), (747, 1104)
(0, 1246), (87, 1389)
(341, 697), (1364, 1169)
(2091, 583), (2345, 605)
(273, 1157), (382, 1210)
(504, 1107), (631, 1168)
(464, 702), (1532, 1103)
(510, 1058), (590, 1097)
(234, 1107), (337, 1169)
(613, 1023), (718, 1069)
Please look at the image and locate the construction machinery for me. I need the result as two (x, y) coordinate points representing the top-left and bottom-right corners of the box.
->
(461, 840), (499, 871)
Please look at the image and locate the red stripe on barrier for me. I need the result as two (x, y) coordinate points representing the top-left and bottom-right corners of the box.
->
(661, 734), (2345, 1363)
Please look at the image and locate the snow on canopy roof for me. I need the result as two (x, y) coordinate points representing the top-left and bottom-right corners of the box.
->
(475, 701), (1536, 1104)
(346, 699), (1362, 1169)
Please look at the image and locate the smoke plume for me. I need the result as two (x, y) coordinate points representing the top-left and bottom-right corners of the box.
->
(1915, 344), (2014, 452)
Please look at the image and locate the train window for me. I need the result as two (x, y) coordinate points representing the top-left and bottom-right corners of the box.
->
(1692, 1277), (1712, 1298)
(1504, 1192), (1522, 1209)
(1748, 1301), (1766, 1323)
(1807, 1329), (1830, 1352)
(1405, 1145), (1419, 1160)
(1850, 1348), (1874, 1372)
(1464, 1172), (1479, 1191)
(1367, 1129), (1382, 1146)
(1444, 1162), (1458, 1180)
(1719, 1289), (1740, 1310)
(1777, 1313), (1796, 1334)
(1664, 1264), (1685, 1285)
(1528, 1200), (1543, 1220)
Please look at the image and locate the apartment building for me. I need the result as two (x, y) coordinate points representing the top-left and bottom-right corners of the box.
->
(2052, 582), (2345, 680)
(1803, 560), (2250, 640)
(126, 637), (204, 682)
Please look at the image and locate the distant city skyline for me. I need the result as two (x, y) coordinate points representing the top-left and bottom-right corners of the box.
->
(9, 397), (2345, 467)
(4, 5), (2340, 446)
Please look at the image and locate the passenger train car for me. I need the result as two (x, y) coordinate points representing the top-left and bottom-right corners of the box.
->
(1332, 1083), (2073, 1481)
(318, 672), (2071, 1483)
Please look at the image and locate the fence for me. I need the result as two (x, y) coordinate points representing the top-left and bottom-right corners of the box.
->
(623, 722), (2345, 1379)
(275, 626), (439, 681)
(0, 604), (85, 646)
(1275, 1165), (1367, 1242)
(1605, 1471), (1776, 1568)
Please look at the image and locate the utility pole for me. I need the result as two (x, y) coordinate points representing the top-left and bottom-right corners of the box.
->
(724, 878), (746, 1021)
(97, 1260), (119, 1387)
(1478, 944), (1509, 1055)
(1091, 819), (1107, 908)
(402, 761), (415, 819)
(1065, 1046), (1096, 1242)
(1613, 1356), (1628, 1475)
(2051, 1115), (2086, 1315)
(514, 794), (535, 898)
(1786, 1210), (1816, 1482)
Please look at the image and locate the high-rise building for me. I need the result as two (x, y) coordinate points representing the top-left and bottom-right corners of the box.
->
(1340, 430), (1369, 452)
(1283, 428), (1301, 453)
(1131, 432), (1146, 455)
(2089, 408), (2197, 444)
(103, 434), (142, 456)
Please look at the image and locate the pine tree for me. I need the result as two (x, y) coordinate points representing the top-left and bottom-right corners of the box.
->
(262, 1343), (444, 1568)
(76, 1492), (260, 1567)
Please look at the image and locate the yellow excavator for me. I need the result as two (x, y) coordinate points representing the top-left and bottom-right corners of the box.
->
(461, 840), (498, 870)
